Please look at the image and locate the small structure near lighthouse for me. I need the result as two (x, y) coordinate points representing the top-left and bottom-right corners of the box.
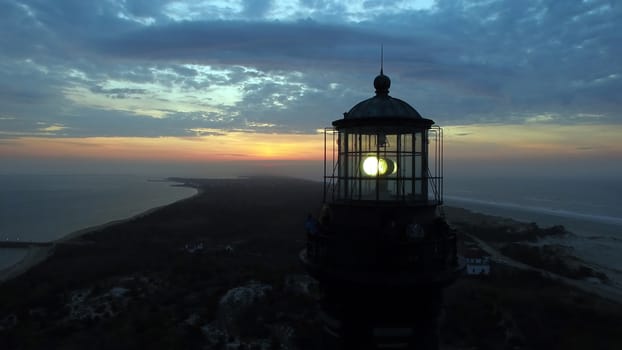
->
(301, 69), (461, 349)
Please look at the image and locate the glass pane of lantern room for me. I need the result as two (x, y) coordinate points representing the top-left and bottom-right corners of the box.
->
(338, 131), (347, 199)
(399, 133), (413, 199)
(413, 132), (424, 199)
(347, 133), (360, 200)
(378, 134), (399, 200)
(414, 131), (422, 153)
(359, 133), (377, 200)
(414, 155), (423, 197)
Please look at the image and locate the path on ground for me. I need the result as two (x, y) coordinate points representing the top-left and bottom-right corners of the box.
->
(467, 233), (622, 305)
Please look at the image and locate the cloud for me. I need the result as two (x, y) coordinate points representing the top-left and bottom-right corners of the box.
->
(0, 0), (620, 140)
(242, 0), (273, 18)
(89, 86), (148, 99)
(38, 123), (67, 133)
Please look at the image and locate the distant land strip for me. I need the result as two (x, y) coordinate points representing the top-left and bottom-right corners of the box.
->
(0, 241), (54, 248)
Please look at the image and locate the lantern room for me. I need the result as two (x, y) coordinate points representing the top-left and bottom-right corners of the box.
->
(324, 71), (443, 205)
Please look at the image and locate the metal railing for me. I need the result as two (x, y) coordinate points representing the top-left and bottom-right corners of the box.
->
(428, 125), (444, 204)
(305, 231), (457, 273)
(323, 127), (338, 203)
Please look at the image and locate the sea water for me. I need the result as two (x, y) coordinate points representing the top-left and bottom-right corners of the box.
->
(0, 174), (196, 270)
(445, 175), (622, 285)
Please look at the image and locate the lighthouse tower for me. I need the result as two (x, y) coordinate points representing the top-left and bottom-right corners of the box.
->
(301, 70), (460, 349)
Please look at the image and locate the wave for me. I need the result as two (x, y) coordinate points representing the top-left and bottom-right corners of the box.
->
(445, 195), (622, 226)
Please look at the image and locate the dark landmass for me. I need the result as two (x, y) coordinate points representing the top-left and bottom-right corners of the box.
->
(444, 207), (568, 243)
(0, 178), (621, 349)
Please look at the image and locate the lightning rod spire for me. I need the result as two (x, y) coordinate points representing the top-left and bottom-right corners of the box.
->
(380, 44), (384, 75)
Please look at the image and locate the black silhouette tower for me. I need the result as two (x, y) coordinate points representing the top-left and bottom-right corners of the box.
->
(301, 70), (460, 349)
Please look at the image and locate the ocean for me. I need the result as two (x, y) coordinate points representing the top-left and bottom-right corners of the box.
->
(445, 175), (622, 287)
(0, 174), (196, 270)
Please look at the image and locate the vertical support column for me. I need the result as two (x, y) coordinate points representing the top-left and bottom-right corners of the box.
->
(343, 131), (348, 200)
(411, 132), (416, 198)
(375, 133), (380, 201)
(358, 133), (362, 200)
(324, 128), (328, 202)
(396, 133), (402, 199)
(422, 129), (429, 201)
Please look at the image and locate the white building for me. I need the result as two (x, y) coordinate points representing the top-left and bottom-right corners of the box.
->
(464, 250), (491, 275)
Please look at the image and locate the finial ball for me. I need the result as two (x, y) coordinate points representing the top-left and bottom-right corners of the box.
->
(374, 73), (391, 95)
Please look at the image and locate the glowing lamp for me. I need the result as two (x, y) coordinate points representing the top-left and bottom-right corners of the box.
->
(362, 156), (397, 176)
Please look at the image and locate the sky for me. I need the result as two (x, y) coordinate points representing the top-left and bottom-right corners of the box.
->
(0, 0), (620, 179)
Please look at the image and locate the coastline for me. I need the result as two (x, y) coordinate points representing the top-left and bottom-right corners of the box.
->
(0, 181), (200, 284)
(0, 246), (53, 283)
(1, 177), (620, 349)
(464, 230), (622, 305)
(445, 205), (622, 304)
(445, 199), (622, 291)
(2, 177), (620, 300)
(57, 183), (201, 243)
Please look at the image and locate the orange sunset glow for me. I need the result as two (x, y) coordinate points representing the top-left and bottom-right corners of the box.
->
(443, 124), (622, 161)
(3, 123), (620, 170)
(1, 132), (326, 162)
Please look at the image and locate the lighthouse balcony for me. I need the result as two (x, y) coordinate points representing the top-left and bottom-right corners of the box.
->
(301, 230), (459, 287)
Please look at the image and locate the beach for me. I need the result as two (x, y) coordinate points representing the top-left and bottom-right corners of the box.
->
(0, 181), (199, 283)
(0, 246), (52, 283)
(0, 175), (199, 279)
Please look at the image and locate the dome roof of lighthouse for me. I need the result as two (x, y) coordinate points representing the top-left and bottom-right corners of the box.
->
(344, 72), (423, 120)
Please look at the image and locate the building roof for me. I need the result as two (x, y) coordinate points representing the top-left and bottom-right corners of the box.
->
(343, 72), (423, 120)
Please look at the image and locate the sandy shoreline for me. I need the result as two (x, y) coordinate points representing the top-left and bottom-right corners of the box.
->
(0, 246), (53, 283)
(0, 182), (200, 284)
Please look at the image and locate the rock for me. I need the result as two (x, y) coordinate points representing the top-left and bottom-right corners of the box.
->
(284, 274), (318, 298)
(218, 281), (273, 336)
(110, 287), (129, 298)
(269, 323), (295, 349)
(184, 313), (201, 326)
(201, 321), (228, 347)
(0, 313), (17, 331)
(65, 286), (130, 321)
(201, 320), (274, 350)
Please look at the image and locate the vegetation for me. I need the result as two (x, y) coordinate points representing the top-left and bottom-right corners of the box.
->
(443, 267), (622, 350)
(500, 243), (610, 282)
(0, 178), (620, 349)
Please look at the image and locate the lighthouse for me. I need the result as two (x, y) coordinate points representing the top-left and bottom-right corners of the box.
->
(301, 70), (461, 349)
